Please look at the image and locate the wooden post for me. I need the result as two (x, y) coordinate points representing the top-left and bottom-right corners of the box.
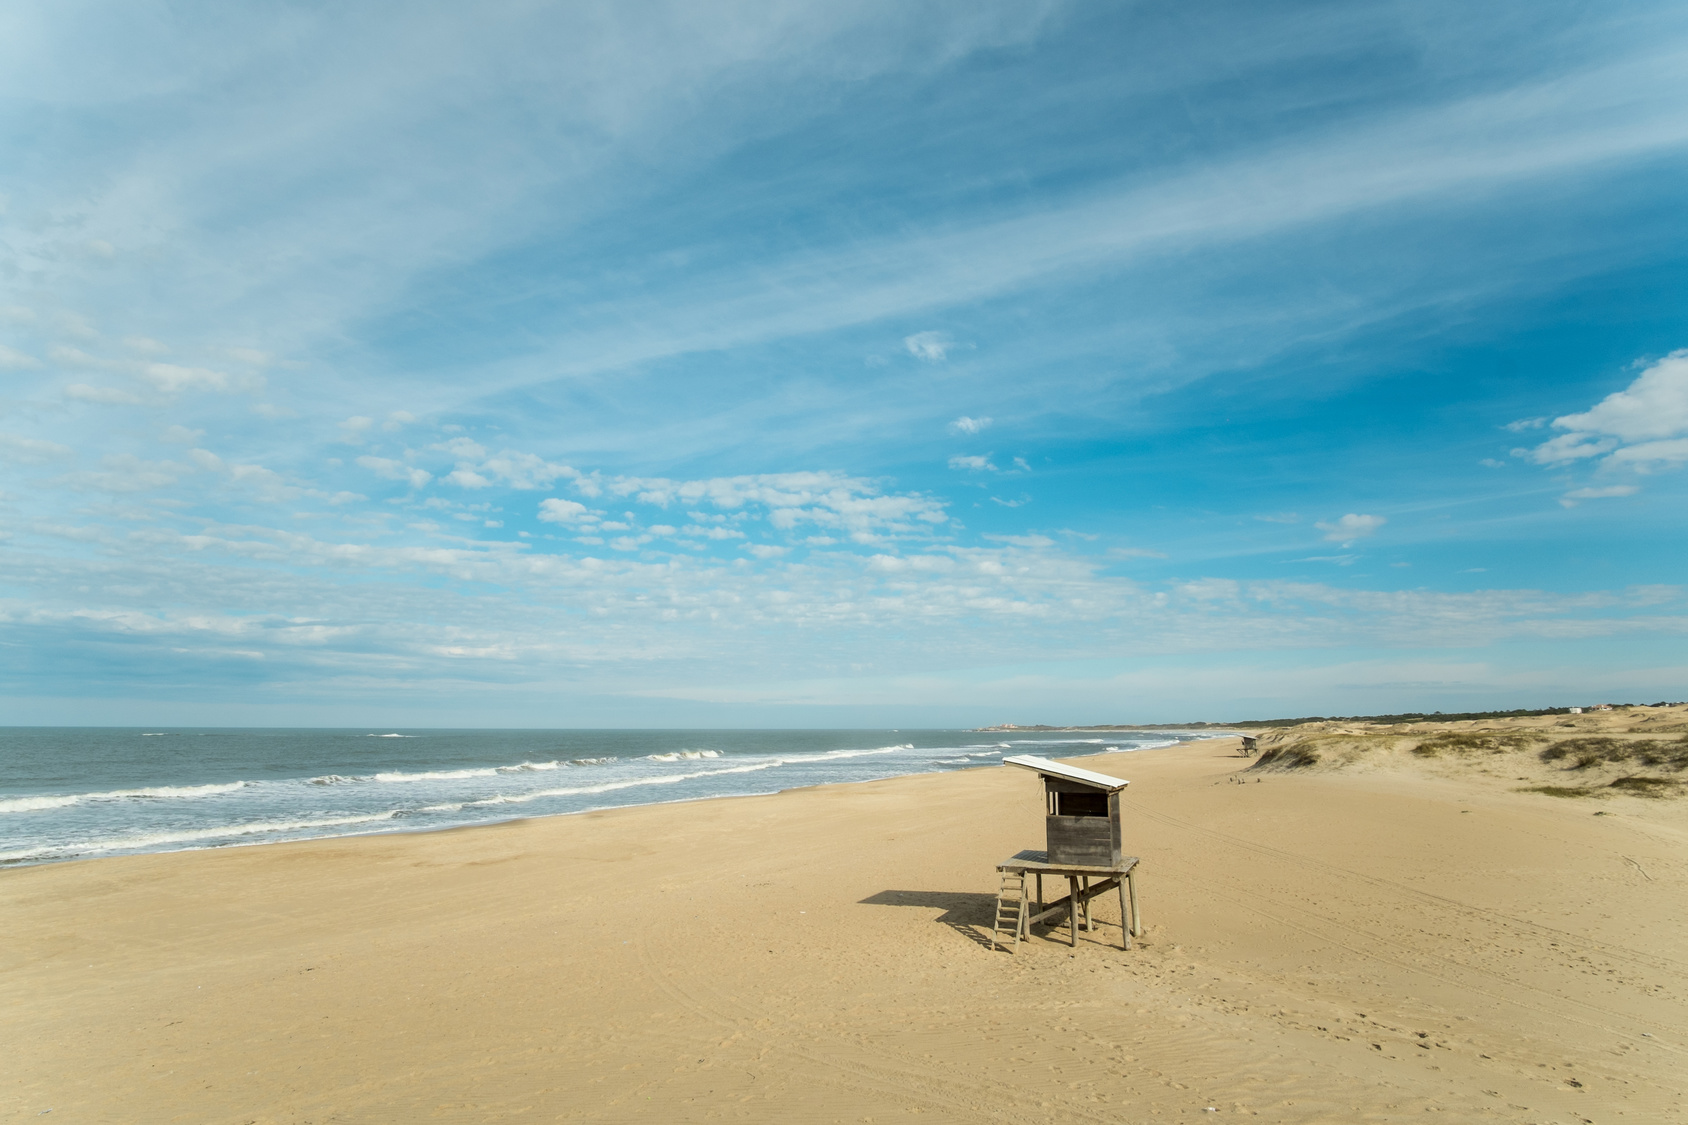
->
(1068, 876), (1079, 946)
(1128, 869), (1141, 937)
(1081, 875), (1092, 930)
(1117, 878), (1131, 950)
(1035, 873), (1043, 913)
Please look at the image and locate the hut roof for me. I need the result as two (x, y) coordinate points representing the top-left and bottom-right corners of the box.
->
(1002, 754), (1130, 792)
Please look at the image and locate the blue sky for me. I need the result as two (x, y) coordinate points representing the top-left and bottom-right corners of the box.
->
(2, 1), (1685, 726)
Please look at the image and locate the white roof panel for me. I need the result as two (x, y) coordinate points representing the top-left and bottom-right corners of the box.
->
(1002, 754), (1129, 792)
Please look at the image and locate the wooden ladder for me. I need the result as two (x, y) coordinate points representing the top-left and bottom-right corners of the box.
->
(991, 870), (1029, 950)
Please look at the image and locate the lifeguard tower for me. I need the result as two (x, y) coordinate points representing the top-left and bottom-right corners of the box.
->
(991, 754), (1141, 951)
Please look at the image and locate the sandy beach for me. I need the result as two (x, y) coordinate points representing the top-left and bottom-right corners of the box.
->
(4, 715), (1685, 1123)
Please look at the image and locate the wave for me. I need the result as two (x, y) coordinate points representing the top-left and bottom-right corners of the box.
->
(368, 733), (418, 738)
(0, 781), (247, 814)
(460, 745), (904, 809)
(141, 732), (167, 737)
(0, 794), (84, 813)
(570, 757), (614, 766)
(0, 811), (402, 864)
(646, 749), (721, 762)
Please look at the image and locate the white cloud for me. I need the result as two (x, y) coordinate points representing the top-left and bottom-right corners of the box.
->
(745, 544), (788, 559)
(1521, 350), (1688, 492)
(434, 441), (576, 490)
(161, 424), (204, 444)
(122, 336), (169, 355)
(1604, 437), (1688, 469)
(65, 383), (145, 405)
(383, 410), (418, 432)
(0, 433), (76, 463)
(1518, 432), (1613, 464)
(0, 345), (42, 369)
(538, 497), (595, 524)
(1553, 351), (1688, 443)
(143, 363), (261, 395)
(61, 454), (189, 493)
(948, 415), (991, 435)
(339, 416), (374, 442)
(1559, 484), (1639, 507)
(445, 468), (493, 488)
(904, 331), (954, 362)
(948, 454), (994, 471)
(1504, 417), (1547, 432)
(1315, 513), (1386, 543)
(356, 456), (432, 489)
(1109, 547), (1168, 559)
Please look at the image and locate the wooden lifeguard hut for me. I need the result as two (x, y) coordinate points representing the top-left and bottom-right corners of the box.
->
(990, 754), (1141, 951)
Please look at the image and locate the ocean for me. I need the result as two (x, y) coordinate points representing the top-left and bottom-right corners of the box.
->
(0, 727), (1213, 866)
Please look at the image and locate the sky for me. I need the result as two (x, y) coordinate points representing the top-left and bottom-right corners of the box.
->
(2, 1), (1685, 727)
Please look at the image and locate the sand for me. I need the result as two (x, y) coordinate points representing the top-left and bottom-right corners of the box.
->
(4, 716), (1685, 1123)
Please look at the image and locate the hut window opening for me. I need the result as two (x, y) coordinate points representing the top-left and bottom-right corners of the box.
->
(1053, 790), (1108, 818)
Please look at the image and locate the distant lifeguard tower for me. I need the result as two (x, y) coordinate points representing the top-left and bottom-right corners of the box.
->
(991, 755), (1141, 951)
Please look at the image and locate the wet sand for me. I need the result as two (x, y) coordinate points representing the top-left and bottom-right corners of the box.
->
(4, 728), (1684, 1123)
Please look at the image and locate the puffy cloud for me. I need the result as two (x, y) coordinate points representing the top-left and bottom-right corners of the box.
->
(1553, 351), (1688, 443)
(1315, 513), (1386, 542)
(434, 441), (576, 490)
(142, 363), (262, 394)
(61, 454), (190, 493)
(904, 331), (953, 362)
(1526, 350), (1688, 470)
(162, 424), (205, 444)
(1605, 438), (1688, 469)
(1517, 351), (1688, 499)
(0, 433), (75, 463)
(65, 383), (145, 405)
(1519, 432), (1614, 465)
(356, 455), (432, 489)
(1560, 485), (1639, 507)
(338, 416), (374, 442)
(948, 454), (994, 471)
(948, 415), (990, 434)
(598, 470), (946, 541)
(538, 497), (595, 524)
(0, 345), (42, 369)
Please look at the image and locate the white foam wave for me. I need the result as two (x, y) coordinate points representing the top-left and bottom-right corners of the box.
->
(0, 781), (246, 814)
(570, 757), (613, 766)
(461, 746), (902, 809)
(646, 749), (722, 762)
(497, 760), (561, 773)
(141, 732), (167, 736)
(368, 733), (418, 738)
(373, 766), (501, 782)
(0, 794), (84, 813)
(0, 811), (401, 864)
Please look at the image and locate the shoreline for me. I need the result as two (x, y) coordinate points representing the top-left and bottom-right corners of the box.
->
(0, 730), (1197, 870)
(4, 733), (1683, 1122)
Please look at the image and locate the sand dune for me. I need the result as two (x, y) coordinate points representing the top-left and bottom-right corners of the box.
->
(4, 719), (1684, 1122)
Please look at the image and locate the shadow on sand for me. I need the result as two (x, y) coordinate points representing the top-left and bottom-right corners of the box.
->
(858, 889), (1002, 949)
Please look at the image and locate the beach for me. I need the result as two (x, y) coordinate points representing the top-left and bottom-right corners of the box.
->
(4, 724), (1684, 1123)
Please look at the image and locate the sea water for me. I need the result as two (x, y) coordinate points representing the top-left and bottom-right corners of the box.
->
(0, 728), (1209, 866)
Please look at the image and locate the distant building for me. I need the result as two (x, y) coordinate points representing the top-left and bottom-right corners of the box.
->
(1569, 707), (1583, 714)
